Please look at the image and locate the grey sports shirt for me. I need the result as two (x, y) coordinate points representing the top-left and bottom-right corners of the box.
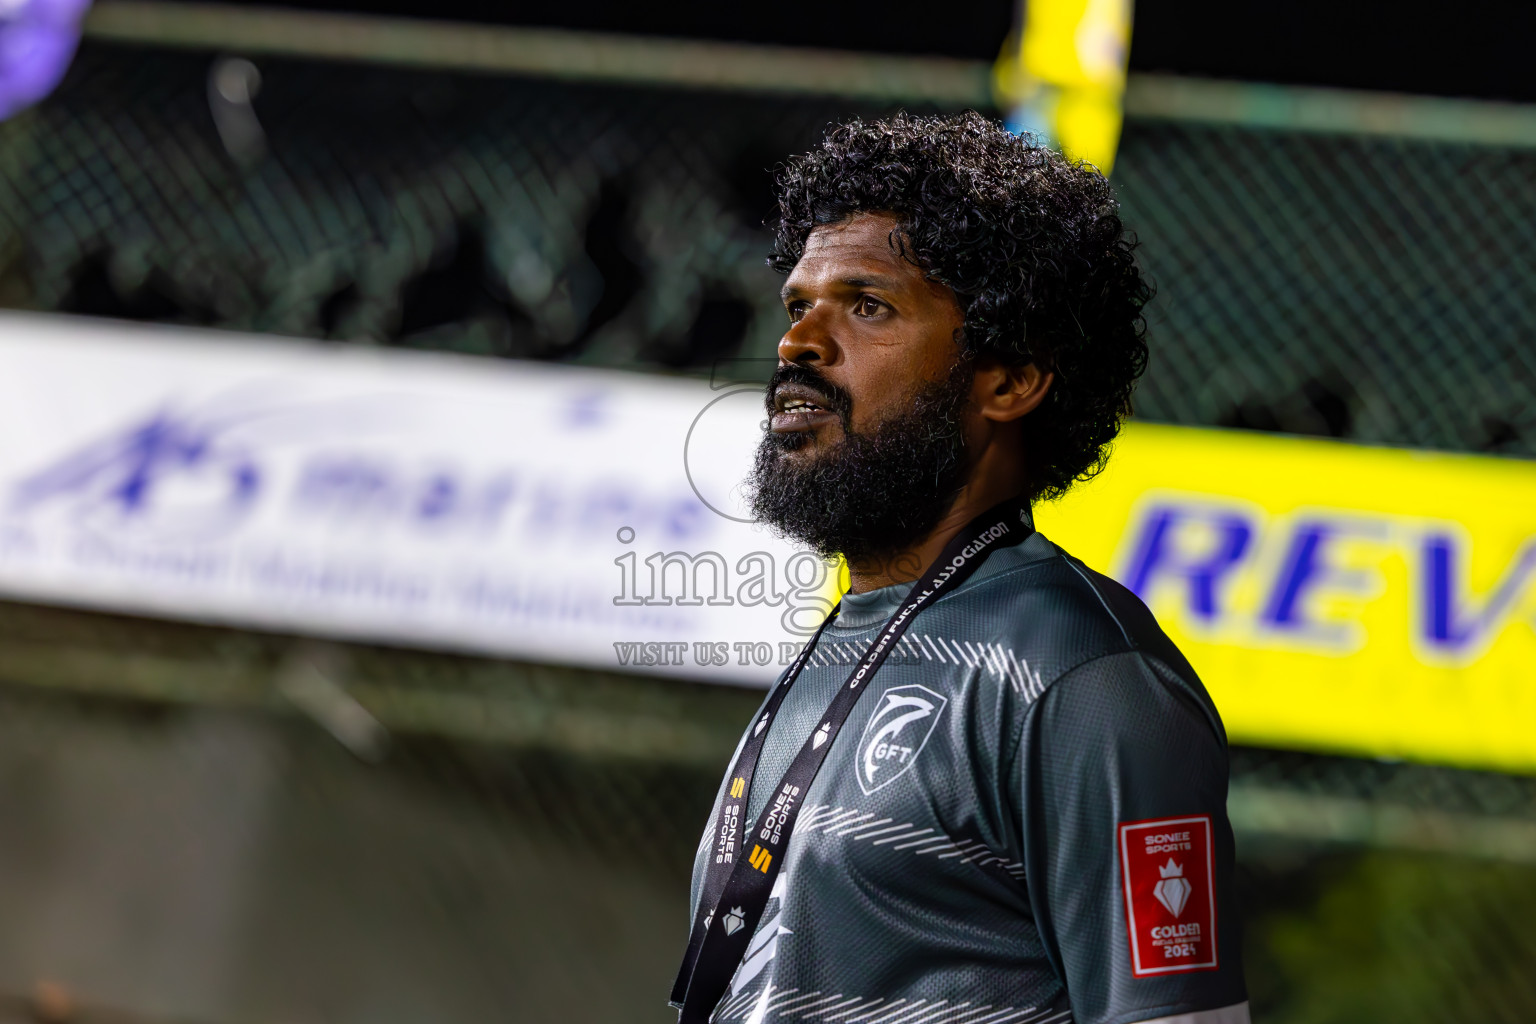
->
(687, 527), (1249, 1024)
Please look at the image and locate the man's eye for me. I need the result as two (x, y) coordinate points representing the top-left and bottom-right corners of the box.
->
(855, 296), (884, 317)
(787, 302), (809, 323)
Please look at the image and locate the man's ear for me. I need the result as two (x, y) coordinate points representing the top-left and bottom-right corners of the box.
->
(973, 356), (1053, 423)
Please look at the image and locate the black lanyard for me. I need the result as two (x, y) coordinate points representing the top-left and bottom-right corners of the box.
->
(671, 495), (1035, 1022)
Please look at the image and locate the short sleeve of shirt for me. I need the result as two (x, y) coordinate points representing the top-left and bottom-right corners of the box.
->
(1011, 650), (1248, 1024)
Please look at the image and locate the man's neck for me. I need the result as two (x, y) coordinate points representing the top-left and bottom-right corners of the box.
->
(845, 481), (1028, 594)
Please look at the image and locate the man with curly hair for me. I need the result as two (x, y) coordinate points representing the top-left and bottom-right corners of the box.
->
(673, 113), (1248, 1024)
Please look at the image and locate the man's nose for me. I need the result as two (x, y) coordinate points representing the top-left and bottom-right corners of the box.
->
(777, 307), (837, 365)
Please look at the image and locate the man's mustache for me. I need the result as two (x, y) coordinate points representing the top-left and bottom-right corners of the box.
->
(765, 364), (854, 420)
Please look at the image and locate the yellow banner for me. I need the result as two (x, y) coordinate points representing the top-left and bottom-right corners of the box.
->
(1033, 423), (1536, 774)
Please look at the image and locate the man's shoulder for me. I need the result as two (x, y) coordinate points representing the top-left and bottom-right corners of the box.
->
(952, 531), (1197, 689)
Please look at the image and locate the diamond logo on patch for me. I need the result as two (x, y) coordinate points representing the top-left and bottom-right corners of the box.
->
(1119, 816), (1217, 977)
(1153, 859), (1192, 917)
(721, 906), (746, 935)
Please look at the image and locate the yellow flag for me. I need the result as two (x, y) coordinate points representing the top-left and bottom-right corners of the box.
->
(994, 0), (1134, 174)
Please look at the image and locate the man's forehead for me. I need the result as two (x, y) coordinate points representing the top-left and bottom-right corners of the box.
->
(801, 213), (902, 257)
(791, 213), (915, 281)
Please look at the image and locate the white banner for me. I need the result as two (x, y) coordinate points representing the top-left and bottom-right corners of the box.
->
(0, 313), (829, 685)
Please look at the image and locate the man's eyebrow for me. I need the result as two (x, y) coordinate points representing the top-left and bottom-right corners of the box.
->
(840, 275), (901, 290)
(780, 274), (902, 301)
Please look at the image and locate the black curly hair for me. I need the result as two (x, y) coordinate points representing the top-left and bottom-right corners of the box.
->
(768, 110), (1151, 502)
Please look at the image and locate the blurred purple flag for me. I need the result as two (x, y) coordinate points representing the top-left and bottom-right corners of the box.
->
(0, 0), (90, 120)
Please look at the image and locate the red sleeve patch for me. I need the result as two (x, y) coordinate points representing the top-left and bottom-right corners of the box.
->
(1119, 815), (1219, 976)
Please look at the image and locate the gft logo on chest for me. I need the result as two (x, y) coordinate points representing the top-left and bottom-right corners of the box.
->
(855, 684), (948, 796)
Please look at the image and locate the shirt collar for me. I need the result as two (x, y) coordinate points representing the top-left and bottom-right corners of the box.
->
(828, 508), (1050, 633)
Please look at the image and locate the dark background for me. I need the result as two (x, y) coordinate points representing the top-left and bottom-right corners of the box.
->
(149, 0), (1536, 101)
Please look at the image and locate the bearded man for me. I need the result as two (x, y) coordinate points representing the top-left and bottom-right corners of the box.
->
(671, 112), (1248, 1024)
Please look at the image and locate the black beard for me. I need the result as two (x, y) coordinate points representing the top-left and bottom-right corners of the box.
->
(748, 361), (973, 564)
